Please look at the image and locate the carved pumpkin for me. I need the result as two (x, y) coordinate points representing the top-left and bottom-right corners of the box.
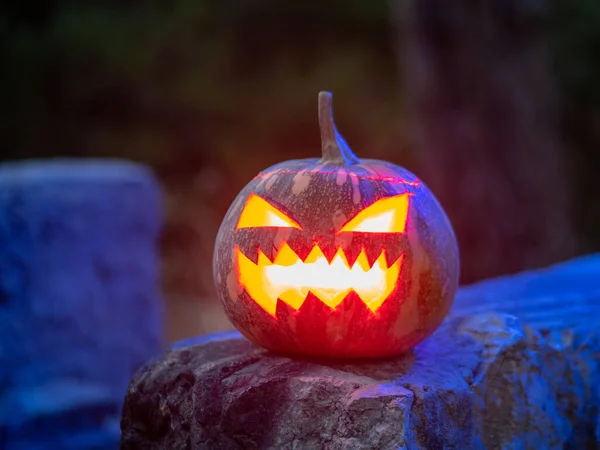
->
(213, 92), (459, 358)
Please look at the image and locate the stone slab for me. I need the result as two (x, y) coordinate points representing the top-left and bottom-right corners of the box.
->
(0, 159), (164, 449)
(121, 254), (600, 449)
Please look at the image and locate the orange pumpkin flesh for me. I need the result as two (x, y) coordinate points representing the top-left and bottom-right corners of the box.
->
(213, 92), (459, 359)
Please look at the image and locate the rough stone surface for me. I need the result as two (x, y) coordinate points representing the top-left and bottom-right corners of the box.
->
(453, 252), (600, 330)
(121, 254), (600, 449)
(0, 159), (164, 450)
(452, 253), (600, 447)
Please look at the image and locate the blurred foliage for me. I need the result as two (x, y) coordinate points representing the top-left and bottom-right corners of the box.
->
(0, 1), (404, 302)
(1, 0), (600, 307)
(1, 1), (404, 175)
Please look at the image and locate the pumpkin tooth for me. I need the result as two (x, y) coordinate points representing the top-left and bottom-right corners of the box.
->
(354, 249), (371, 271)
(342, 245), (362, 269)
(288, 241), (313, 262)
(257, 235), (278, 261)
(304, 245), (326, 264)
(319, 244), (339, 263)
(363, 245), (384, 269)
(240, 245), (260, 265)
(257, 244), (275, 263)
(330, 289), (352, 308)
(273, 243), (300, 266)
(330, 247), (350, 268)
(373, 250), (388, 270)
(278, 289), (309, 310)
(384, 246), (404, 268)
(308, 288), (350, 309)
(257, 249), (273, 266)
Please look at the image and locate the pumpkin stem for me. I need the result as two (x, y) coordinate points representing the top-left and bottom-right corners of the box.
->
(318, 91), (360, 165)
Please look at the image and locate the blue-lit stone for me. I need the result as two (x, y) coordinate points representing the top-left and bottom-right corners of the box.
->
(121, 254), (600, 449)
(0, 159), (164, 450)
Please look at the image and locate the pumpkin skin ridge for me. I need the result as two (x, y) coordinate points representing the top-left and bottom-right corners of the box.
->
(254, 158), (421, 187)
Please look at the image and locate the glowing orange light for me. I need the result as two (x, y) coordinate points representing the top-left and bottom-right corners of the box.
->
(236, 243), (403, 316)
(237, 194), (301, 230)
(339, 194), (409, 233)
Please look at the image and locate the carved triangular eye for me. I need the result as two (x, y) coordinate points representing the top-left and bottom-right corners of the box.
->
(339, 194), (409, 233)
(236, 194), (302, 230)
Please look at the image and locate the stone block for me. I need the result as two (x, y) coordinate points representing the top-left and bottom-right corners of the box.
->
(0, 159), (164, 449)
(120, 254), (600, 449)
(121, 313), (598, 448)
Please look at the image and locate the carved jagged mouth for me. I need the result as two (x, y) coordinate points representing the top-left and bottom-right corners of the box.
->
(235, 243), (403, 316)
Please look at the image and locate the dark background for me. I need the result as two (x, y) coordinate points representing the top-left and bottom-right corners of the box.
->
(2, 0), (599, 342)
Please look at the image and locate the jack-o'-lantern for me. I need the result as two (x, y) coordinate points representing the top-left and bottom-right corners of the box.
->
(213, 92), (459, 359)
